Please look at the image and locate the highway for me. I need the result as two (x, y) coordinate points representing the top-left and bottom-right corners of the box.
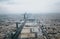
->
(40, 20), (50, 39)
(41, 26), (49, 39)
(11, 20), (26, 39)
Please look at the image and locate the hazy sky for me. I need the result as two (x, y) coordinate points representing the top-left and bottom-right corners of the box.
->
(0, 0), (60, 14)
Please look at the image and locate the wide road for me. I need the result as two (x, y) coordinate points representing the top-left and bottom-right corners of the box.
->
(40, 20), (49, 39)
(11, 20), (26, 39)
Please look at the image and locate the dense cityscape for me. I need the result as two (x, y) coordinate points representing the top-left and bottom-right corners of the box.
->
(0, 0), (60, 39)
(0, 13), (60, 39)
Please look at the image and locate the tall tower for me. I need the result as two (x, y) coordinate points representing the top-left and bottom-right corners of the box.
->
(24, 12), (27, 19)
(24, 13), (26, 19)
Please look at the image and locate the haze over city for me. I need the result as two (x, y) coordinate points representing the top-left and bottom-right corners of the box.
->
(0, 0), (60, 39)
